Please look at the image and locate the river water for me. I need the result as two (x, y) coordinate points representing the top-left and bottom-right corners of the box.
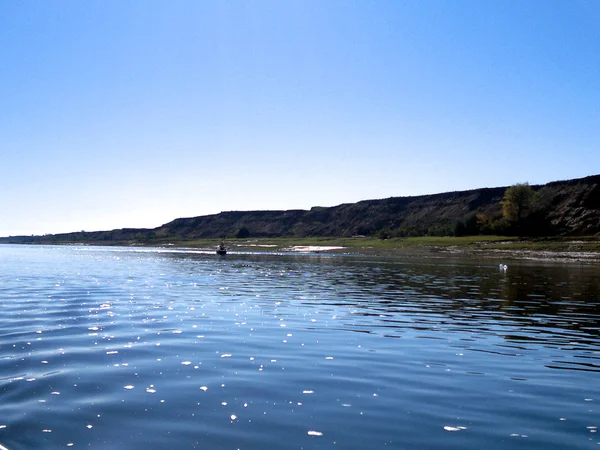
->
(0, 245), (599, 449)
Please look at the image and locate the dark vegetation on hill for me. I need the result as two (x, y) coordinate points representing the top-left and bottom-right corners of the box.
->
(2, 174), (600, 245)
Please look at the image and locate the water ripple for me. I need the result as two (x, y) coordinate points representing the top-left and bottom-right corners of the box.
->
(0, 245), (598, 449)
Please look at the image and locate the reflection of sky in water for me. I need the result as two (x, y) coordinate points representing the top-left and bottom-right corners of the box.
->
(0, 245), (598, 449)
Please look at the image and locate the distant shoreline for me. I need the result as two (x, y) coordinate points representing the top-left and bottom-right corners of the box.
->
(4, 236), (599, 263)
(2, 174), (600, 245)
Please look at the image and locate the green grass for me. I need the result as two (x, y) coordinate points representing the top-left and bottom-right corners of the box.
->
(482, 240), (600, 252)
(186, 235), (600, 254)
(30, 234), (600, 255)
(149, 235), (524, 252)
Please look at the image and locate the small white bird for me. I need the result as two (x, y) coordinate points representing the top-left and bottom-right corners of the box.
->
(499, 264), (507, 271)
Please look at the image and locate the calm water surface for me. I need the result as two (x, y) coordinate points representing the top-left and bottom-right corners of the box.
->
(0, 245), (599, 449)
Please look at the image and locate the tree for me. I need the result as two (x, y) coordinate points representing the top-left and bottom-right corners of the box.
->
(376, 228), (392, 240)
(236, 227), (250, 238)
(454, 212), (479, 236)
(501, 183), (535, 223)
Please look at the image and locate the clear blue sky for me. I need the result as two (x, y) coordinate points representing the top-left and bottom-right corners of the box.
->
(1, 1), (599, 236)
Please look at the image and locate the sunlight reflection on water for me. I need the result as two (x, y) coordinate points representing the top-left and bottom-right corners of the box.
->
(0, 245), (598, 449)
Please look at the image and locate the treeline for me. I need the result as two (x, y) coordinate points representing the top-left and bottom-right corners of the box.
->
(454, 183), (551, 237)
(378, 182), (575, 239)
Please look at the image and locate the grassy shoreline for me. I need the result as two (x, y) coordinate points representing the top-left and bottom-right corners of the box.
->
(143, 235), (600, 260)
(149, 235), (599, 250)
(5, 235), (600, 261)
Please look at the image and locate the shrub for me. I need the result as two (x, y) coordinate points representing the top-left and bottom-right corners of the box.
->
(236, 227), (250, 238)
(377, 228), (392, 240)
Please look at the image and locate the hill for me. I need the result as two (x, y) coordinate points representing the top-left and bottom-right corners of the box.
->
(2, 174), (600, 245)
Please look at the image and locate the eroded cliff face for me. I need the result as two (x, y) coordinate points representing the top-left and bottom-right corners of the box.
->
(540, 176), (600, 235)
(3, 175), (599, 244)
(150, 175), (600, 239)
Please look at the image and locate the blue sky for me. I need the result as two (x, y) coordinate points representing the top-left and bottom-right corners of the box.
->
(1, 1), (599, 236)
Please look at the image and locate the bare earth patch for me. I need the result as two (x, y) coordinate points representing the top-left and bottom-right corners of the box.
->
(286, 246), (346, 253)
